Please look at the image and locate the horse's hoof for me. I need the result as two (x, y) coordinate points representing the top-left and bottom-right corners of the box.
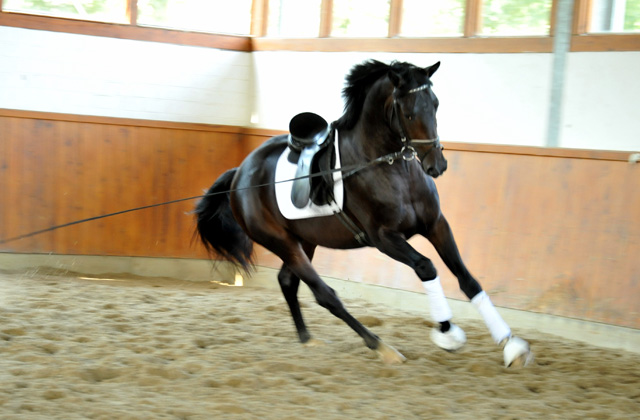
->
(376, 341), (406, 364)
(430, 324), (466, 351)
(503, 336), (534, 368)
(303, 338), (326, 347)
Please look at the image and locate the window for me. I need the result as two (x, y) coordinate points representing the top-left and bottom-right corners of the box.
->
(137, 0), (252, 35)
(400, 0), (465, 37)
(332, 0), (390, 37)
(481, 0), (553, 36)
(267, 0), (322, 37)
(3, 0), (129, 23)
(589, 0), (640, 33)
(1, 0), (639, 52)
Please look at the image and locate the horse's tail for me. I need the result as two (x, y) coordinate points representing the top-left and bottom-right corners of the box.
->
(194, 168), (254, 271)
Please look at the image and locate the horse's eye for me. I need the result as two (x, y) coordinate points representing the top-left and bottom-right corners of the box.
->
(406, 115), (413, 121)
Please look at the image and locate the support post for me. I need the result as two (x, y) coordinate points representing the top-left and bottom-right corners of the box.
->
(546, 0), (575, 148)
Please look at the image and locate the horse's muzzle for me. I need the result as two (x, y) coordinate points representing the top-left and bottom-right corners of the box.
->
(424, 159), (447, 178)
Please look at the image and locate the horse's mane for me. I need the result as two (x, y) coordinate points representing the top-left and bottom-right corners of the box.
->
(334, 60), (423, 131)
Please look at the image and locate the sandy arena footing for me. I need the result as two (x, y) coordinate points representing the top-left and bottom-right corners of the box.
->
(0, 254), (638, 419)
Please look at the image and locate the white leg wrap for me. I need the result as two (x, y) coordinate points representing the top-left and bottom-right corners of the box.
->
(422, 277), (453, 323)
(471, 291), (511, 344)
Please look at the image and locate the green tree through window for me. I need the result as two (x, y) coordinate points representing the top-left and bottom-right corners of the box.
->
(332, 0), (390, 37)
(401, 0), (465, 37)
(481, 0), (552, 36)
(627, 1), (640, 31)
(136, 0), (251, 34)
(3, 0), (127, 23)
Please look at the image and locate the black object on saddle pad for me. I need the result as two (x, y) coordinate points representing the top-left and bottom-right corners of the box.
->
(287, 112), (336, 209)
(288, 112), (331, 152)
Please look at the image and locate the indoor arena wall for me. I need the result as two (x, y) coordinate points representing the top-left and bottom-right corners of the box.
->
(1, 25), (639, 329)
(1, 109), (637, 329)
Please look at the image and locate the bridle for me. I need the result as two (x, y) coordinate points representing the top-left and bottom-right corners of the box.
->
(390, 83), (442, 164)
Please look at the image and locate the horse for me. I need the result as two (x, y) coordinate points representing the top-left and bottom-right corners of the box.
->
(195, 60), (532, 367)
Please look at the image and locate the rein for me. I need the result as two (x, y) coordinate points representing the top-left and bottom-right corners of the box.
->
(0, 147), (416, 245)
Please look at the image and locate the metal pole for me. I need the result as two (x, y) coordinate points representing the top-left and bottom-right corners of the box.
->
(546, 0), (575, 148)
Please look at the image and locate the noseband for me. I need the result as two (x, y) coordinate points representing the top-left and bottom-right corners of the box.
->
(391, 84), (441, 163)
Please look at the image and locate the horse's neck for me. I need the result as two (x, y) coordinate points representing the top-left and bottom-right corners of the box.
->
(338, 79), (401, 161)
(355, 107), (399, 157)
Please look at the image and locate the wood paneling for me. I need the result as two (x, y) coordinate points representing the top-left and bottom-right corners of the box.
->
(432, 151), (639, 328)
(0, 111), (249, 258)
(255, 148), (639, 328)
(251, 35), (640, 53)
(1, 109), (638, 329)
(571, 34), (640, 52)
(251, 36), (554, 53)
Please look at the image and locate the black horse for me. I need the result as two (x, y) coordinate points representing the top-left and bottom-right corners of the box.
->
(195, 60), (532, 366)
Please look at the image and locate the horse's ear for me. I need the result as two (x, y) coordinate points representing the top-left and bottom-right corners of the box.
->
(426, 62), (441, 78)
(388, 70), (402, 87)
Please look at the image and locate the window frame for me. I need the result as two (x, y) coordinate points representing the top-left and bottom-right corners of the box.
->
(0, 0), (637, 52)
(0, 0), (252, 50)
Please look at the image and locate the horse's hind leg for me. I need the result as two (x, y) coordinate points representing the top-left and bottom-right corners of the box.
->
(278, 245), (330, 347)
(277, 242), (319, 345)
(278, 265), (312, 343)
(427, 215), (533, 367)
(273, 241), (405, 364)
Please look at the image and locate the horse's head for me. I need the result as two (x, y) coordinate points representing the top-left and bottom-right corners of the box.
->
(388, 62), (447, 178)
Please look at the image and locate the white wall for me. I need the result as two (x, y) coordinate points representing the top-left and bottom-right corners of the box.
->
(1, 25), (638, 152)
(252, 51), (640, 152)
(561, 51), (640, 151)
(0, 26), (252, 125)
(251, 51), (553, 147)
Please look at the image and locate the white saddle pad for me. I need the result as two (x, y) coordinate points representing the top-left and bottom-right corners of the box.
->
(274, 131), (344, 220)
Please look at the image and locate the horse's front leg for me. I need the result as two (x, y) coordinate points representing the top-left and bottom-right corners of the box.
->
(375, 228), (467, 352)
(427, 215), (533, 367)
